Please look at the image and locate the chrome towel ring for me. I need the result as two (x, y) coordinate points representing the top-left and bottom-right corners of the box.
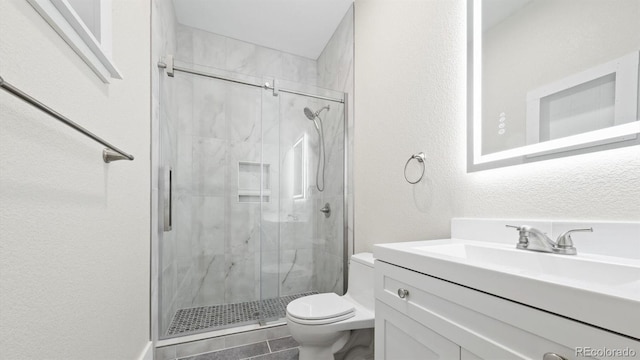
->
(404, 152), (426, 184)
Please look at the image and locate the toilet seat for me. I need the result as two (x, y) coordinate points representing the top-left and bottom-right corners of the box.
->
(287, 293), (355, 325)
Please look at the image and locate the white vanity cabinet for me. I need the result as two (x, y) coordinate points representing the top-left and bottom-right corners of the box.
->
(374, 260), (639, 360)
(376, 301), (461, 359)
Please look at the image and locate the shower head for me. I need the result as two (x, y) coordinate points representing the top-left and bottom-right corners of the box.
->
(303, 105), (330, 120)
(304, 107), (316, 120)
(303, 106), (329, 193)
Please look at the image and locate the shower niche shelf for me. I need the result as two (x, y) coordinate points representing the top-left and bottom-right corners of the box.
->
(238, 161), (271, 203)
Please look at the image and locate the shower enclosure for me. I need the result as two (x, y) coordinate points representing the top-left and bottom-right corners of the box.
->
(156, 56), (348, 339)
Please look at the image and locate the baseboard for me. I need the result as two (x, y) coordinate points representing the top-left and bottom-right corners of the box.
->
(137, 341), (153, 360)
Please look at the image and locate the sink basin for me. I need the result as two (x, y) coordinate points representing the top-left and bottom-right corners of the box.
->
(413, 242), (640, 290)
(374, 239), (640, 339)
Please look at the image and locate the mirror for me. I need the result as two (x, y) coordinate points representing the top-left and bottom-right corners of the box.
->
(468, 0), (640, 171)
(292, 136), (306, 200)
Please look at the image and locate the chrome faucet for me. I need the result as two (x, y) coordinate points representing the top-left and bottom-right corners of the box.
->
(506, 225), (593, 255)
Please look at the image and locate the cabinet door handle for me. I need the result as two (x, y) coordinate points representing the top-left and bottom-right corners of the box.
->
(543, 352), (567, 360)
(397, 288), (409, 299)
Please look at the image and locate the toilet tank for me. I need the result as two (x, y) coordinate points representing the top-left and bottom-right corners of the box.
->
(345, 252), (375, 311)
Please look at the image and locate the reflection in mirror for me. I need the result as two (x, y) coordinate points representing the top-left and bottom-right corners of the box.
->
(292, 135), (305, 200)
(468, 0), (640, 171)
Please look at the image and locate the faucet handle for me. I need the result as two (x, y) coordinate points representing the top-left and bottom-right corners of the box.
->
(506, 225), (530, 248)
(556, 228), (593, 248)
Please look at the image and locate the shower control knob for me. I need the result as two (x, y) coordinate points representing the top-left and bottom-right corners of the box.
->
(320, 203), (331, 218)
(397, 288), (409, 299)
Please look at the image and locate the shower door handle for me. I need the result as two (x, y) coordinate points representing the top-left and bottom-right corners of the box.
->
(162, 166), (173, 231)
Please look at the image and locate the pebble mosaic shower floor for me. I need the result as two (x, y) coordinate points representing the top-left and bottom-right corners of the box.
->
(166, 292), (318, 336)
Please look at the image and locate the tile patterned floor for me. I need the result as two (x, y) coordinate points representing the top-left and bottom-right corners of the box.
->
(180, 336), (299, 360)
(167, 292), (317, 336)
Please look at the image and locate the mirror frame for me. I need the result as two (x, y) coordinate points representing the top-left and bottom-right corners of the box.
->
(27, 0), (122, 83)
(467, 0), (640, 172)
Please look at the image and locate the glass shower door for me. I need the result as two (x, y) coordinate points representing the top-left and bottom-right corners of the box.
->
(265, 80), (346, 325)
(158, 63), (348, 337)
(257, 79), (347, 324)
(159, 63), (271, 338)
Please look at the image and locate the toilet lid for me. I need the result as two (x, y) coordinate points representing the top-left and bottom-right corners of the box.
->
(287, 293), (355, 321)
(287, 310), (355, 325)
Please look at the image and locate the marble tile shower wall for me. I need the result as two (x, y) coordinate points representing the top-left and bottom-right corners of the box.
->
(176, 25), (318, 85)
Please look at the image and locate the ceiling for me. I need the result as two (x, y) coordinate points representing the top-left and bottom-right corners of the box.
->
(172, 0), (354, 60)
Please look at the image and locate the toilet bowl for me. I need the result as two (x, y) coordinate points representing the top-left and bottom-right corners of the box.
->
(286, 253), (375, 360)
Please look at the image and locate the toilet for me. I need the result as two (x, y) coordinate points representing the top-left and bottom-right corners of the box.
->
(286, 253), (375, 360)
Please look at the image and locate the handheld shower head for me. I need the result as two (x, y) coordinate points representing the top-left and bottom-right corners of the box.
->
(303, 107), (320, 131)
(303, 105), (330, 120)
(302, 105), (330, 192)
(304, 107), (316, 120)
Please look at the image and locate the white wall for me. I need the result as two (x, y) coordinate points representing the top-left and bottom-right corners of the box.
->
(0, 1), (150, 359)
(354, 0), (640, 252)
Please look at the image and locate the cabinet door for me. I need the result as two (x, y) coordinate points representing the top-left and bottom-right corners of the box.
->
(376, 301), (460, 360)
